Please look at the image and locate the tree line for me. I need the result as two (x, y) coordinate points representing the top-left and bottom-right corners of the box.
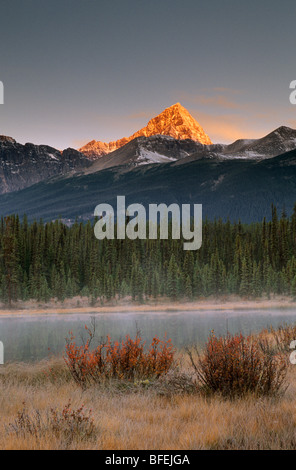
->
(1, 205), (296, 305)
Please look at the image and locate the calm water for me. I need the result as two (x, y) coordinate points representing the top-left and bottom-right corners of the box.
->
(1, 309), (296, 362)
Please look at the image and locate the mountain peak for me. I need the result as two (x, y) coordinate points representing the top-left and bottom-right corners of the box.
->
(169, 102), (183, 109)
(79, 103), (212, 159)
(0, 135), (16, 144)
(143, 102), (212, 144)
(271, 125), (295, 136)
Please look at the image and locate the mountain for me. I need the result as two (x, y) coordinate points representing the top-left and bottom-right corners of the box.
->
(0, 135), (91, 194)
(78, 125), (296, 173)
(82, 135), (207, 173)
(79, 103), (212, 159)
(1, 121), (296, 197)
(1, 148), (296, 223)
(221, 126), (296, 159)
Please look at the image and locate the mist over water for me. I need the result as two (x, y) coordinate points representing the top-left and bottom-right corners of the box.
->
(1, 310), (296, 362)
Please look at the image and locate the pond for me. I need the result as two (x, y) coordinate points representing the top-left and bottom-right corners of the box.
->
(1, 309), (296, 362)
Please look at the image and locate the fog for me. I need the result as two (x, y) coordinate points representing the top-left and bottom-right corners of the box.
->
(1, 309), (296, 362)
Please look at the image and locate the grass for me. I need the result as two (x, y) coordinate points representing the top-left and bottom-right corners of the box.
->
(1, 327), (296, 450)
(0, 360), (296, 449)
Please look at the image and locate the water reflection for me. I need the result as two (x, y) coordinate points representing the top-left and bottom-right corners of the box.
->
(0, 309), (296, 362)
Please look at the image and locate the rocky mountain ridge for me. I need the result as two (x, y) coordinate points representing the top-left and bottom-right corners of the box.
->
(81, 126), (296, 173)
(79, 103), (212, 159)
(0, 137), (91, 194)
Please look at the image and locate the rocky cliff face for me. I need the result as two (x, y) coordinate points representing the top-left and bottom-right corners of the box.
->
(0, 136), (91, 194)
(79, 103), (212, 159)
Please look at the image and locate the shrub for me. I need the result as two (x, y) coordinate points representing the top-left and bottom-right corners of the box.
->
(48, 400), (95, 442)
(7, 402), (43, 438)
(64, 326), (175, 387)
(187, 332), (287, 398)
(6, 400), (96, 446)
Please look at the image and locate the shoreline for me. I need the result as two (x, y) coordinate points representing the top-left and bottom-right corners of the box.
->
(0, 297), (296, 316)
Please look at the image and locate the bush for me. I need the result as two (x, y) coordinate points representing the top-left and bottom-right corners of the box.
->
(187, 332), (287, 398)
(6, 400), (96, 447)
(64, 326), (175, 387)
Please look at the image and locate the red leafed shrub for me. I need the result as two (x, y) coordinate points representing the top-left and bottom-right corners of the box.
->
(187, 332), (287, 398)
(64, 326), (175, 387)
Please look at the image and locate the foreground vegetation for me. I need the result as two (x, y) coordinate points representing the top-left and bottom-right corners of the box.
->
(1, 324), (296, 450)
(2, 205), (296, 306)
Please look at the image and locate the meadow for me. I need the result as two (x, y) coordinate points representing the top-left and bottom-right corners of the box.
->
(1, 324), (296, 450)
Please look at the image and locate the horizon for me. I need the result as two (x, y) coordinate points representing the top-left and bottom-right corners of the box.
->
(0, 0), (295, 149)
(1, 101), (296, 152)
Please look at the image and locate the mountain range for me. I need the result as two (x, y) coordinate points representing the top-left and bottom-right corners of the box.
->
(0, 135), (91, 194)
(0, 103), (296, 222)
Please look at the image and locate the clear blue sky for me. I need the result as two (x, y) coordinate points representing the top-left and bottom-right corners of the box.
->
(0, 0), (295, 149)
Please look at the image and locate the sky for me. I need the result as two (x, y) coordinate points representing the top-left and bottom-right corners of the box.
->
(0, 0), (295, 149)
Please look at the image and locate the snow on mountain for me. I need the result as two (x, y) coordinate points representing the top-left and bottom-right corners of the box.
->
(137, 148), (178, 165)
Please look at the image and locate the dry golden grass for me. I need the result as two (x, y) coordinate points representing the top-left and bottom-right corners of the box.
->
(1, 355), (296, 450)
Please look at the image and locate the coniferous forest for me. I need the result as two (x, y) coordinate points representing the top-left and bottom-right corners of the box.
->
(1, 204), (296, 306)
